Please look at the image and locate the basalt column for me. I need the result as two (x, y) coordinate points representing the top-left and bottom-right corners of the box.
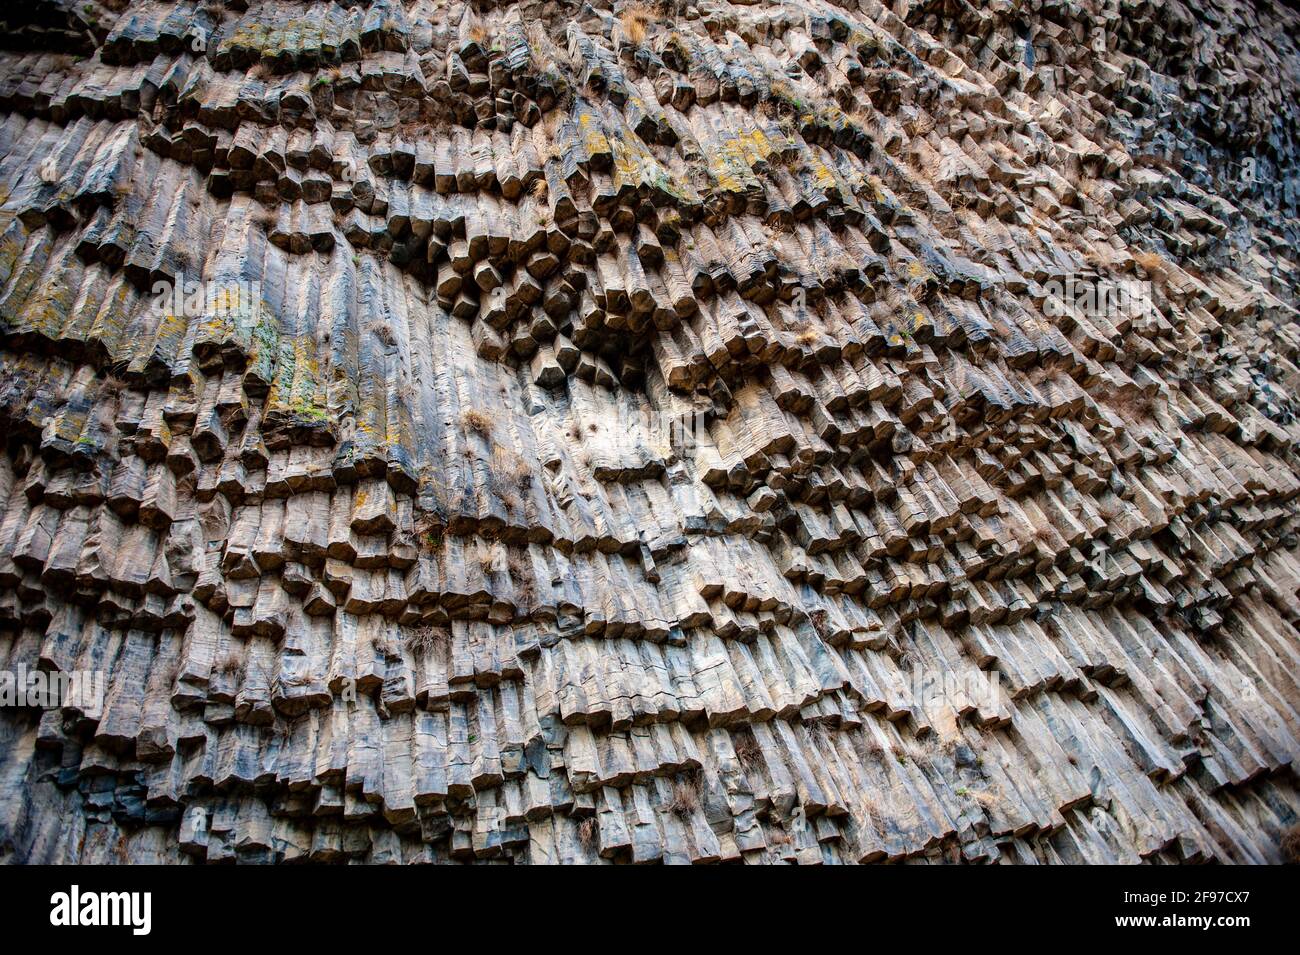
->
(0, 0), (1297, 864)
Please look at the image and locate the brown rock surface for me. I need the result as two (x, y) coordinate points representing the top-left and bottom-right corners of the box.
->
(0, 0), (1297, 863)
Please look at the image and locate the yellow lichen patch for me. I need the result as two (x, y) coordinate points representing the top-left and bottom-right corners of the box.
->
(609, 129), (696, 203)
(266, 335), (328, 428)
(578, 112), (611, 160)
(808, 156), (837, 193)
(730, 127), (774, 169)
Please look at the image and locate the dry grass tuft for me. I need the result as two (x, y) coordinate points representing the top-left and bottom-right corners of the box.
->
(366, 320), (398, 347)
(479, 545), (499, 577)
(405, 626), (444, 658)
(92, 371), (130, 398)
(461, 408), (494, 436)
(1132, 249), (1166, 279)
(577, 816), (597, 849)
(620, 4), (653, 46)
(1281, 824), (1300, 864)
(734, 732), (763, 772)
(668, 769), (703, 817)
(493, 447), (534, 490)
(809, 720), (834, 753)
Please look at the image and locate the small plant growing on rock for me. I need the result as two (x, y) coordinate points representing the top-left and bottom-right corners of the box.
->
(405, 626), (443, 658)
(576, 816), (597, 849)
(734, 732), (763, 772)
(620, 4), (653, 46)
(668, 769), (703, 817)
(365, 320), (398, 347)
(414, 513), (443, 552)
(461, 408), (493, 436)
(1281, 824), (1300, 864)
(1132, 249), (1166, 278)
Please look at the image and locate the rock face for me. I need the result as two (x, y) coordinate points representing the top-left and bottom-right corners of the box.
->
(0, 0), (1297, 865)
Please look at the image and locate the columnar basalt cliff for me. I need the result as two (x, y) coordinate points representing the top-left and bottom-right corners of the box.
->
(0, 0), (1297, 864)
